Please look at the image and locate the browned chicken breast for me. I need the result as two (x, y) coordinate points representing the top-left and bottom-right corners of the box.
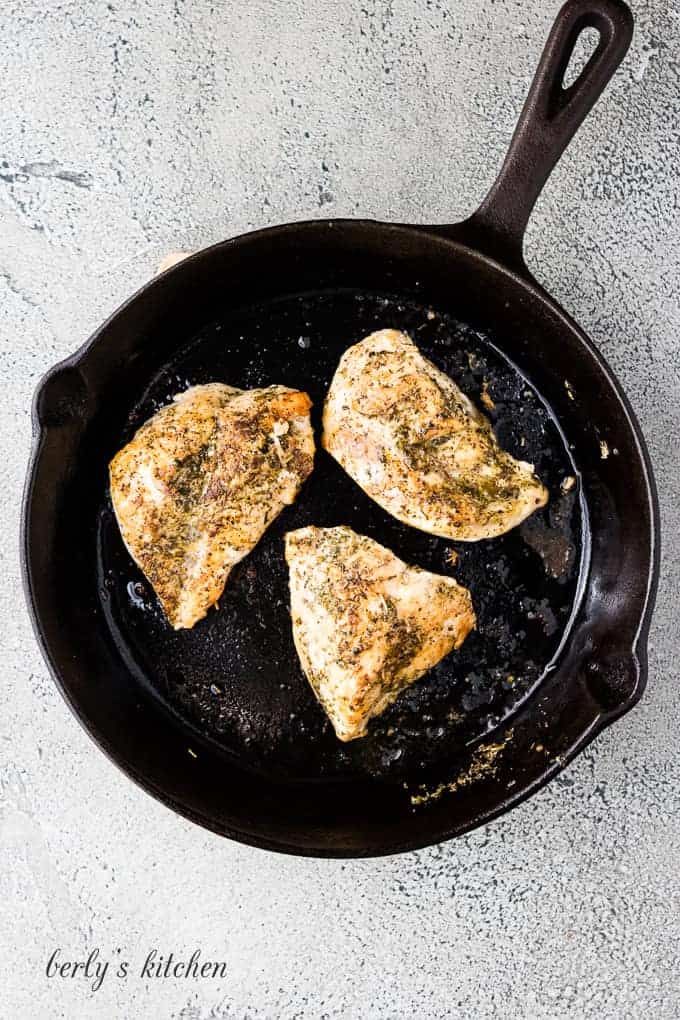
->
(285, 526), (475, 741)
(110, 383), (314, 630)
(323, 329), (548, 540)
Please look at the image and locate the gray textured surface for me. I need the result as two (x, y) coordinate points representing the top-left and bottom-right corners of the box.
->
(1, 1), (678, 1017)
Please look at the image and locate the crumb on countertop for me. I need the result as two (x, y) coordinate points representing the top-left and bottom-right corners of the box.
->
(156, 251), (193, 275)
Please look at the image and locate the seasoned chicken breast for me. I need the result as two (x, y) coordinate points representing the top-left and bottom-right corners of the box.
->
(285, 526), (475, 741)
(110, 383), (314, 630)
(323, 329), (548, 540)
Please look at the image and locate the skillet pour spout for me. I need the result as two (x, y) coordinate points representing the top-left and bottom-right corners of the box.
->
(23, 0), (658, 856)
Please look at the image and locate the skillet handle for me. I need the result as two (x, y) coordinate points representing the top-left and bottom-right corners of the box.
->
(445, 0), (633, 270)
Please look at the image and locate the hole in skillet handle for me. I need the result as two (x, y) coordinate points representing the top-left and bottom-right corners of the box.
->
(562, 26), (601, 89)
(434, 0), (633, 272)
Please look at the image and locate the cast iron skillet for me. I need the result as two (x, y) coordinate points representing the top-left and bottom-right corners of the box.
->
(23, 0), (658, 856)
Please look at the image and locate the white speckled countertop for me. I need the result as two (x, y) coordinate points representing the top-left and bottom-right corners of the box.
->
(2, 1), (678, 1017)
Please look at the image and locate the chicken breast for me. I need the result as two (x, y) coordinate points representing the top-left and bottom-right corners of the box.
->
(323, 329), (548, 540)
(110, 383), (314, 629)
(285, 525), (475, 741)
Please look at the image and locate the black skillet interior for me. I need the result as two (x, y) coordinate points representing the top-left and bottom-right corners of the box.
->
(24, 0), (657, 854)
(97, 288), (583, 783)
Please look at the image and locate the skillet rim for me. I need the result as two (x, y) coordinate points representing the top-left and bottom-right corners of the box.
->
(21, 217), (660, 857)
